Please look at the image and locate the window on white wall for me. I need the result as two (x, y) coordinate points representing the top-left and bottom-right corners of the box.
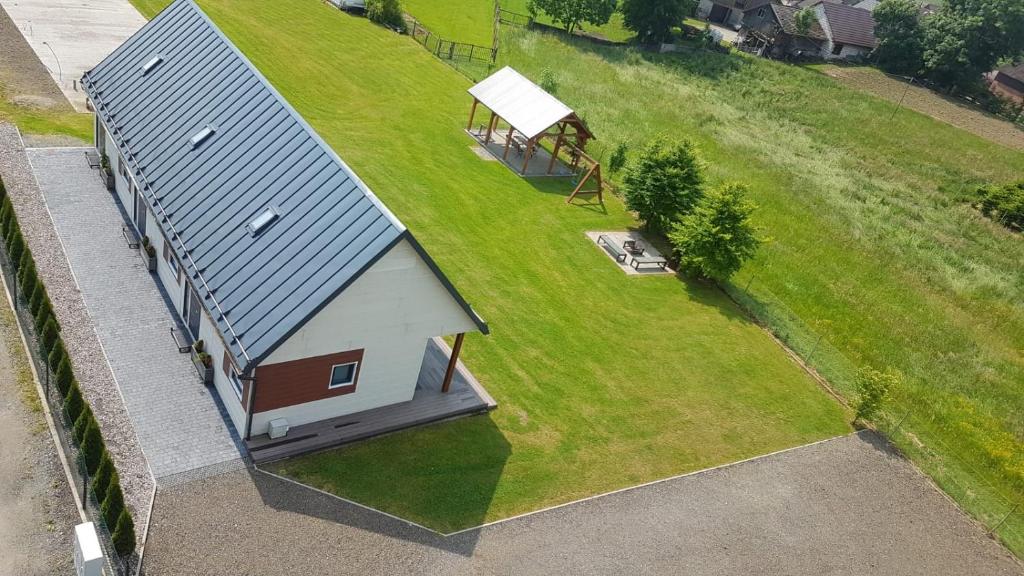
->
(229, 366), (243, 399)
(328, 362), (358, 389)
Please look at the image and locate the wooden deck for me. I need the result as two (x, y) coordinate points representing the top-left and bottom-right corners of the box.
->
(246, 338), (495, 463)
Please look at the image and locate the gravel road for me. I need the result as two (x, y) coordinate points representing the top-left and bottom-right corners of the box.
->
(143, 432), (1023, 575)
(0, 285), (77, 576)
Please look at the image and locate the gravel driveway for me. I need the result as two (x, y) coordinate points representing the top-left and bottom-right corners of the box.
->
(143, 431), (1023, 575)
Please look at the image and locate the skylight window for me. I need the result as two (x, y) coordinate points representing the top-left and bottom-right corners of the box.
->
(247, 206), (279, 237)
(189, 124), (216, 149)
(141, 55), (163, 75)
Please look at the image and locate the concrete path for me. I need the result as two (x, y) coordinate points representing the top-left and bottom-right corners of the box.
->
(143, 432), (1024, 575)
(26, 147), (245, 484)
(0, 0), (145, 111)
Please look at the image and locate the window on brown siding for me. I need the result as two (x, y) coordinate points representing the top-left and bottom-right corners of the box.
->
(328, 362), (358, 389)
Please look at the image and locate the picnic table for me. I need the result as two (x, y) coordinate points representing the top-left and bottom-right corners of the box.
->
(597, 234), (627, 262)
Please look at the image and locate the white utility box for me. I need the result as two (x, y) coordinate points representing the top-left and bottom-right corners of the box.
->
(74, 522), (105, 576)
(268, 418), (290, 439)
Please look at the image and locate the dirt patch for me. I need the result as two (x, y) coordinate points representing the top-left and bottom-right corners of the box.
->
(819, 65), (1024, 151)
(0, 5), (71, 112)
(0, 288), (77, 574)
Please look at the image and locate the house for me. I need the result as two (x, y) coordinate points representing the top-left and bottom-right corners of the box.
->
(698, 0), (770, 29)
(80, 0), (489, 441)
(740, 0), (876, 60)
(987, 63), (1024, 105)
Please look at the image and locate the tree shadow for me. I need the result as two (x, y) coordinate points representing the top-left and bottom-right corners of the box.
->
(524, 176), (608, 214)
(250, 413), (511, 556)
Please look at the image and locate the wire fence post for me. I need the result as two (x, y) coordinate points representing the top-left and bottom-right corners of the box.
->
(744, 273), (756, 293)
(893, 408), (911, 434)
(806, 334), (823, 363)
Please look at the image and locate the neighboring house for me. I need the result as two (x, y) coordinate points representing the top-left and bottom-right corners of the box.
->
(987, 63), (1024, 104)
(81, 0), (488, 440)
(740, 0), (875, 60)
(698, 0), (768, 29)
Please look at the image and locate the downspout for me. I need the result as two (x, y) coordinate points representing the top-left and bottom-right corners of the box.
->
(244, 371), (258, 441)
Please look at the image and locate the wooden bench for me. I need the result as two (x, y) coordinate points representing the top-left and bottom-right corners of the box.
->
(631, 255), (668, 271)
(597, 235), (627, 262)
(122, 224), (140, 249)
(170, 327), (191, 353)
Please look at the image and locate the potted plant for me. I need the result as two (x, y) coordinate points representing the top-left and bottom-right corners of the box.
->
(99, 153), (115, 191)
(140, 236), (157, 272)
(190, 340), (213, 386)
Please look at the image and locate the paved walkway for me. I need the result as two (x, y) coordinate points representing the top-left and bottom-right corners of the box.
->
(26, 147), (244, 483)
(143, 432), (1024, 575)
(0, 0), (146, 111)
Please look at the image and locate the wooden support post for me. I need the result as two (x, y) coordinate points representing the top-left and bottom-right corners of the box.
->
(467, 98), (478, 131)
(503, 126), (515, 160)
(547, 122), (568, 174)
(441, 333), (465, 393)
(521, 137), (535, 174)
(484, 111), (497, 144)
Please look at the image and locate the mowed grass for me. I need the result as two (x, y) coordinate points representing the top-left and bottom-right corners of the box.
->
(0, 96), (91, 142)
(492, 29), (1024, 550)
(179, 0), (848, 531)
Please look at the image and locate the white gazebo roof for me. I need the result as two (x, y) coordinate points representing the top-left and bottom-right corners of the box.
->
(468, 66), (575, 139)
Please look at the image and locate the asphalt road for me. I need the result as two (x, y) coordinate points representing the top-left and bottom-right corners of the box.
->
(143, 431), (1023, 575)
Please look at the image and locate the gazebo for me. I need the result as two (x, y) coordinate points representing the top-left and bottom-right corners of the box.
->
(466, 66), (602, 203)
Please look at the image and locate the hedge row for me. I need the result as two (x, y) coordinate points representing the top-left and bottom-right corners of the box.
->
(0, 182), (136, 559)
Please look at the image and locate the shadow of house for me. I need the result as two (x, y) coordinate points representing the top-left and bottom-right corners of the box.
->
(252, 413), (512, 555)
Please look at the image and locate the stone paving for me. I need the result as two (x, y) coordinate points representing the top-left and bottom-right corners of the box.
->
(26, 147), (245, 483)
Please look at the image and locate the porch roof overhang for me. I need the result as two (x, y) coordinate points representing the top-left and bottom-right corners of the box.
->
(468, 66), (594, 141)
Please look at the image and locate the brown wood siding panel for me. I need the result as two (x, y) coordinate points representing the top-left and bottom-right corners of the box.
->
(253, 349), (364, 412)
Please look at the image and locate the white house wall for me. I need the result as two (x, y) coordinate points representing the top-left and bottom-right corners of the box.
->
(251, 238), (478, 435)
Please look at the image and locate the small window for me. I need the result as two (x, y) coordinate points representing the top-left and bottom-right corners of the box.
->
(831, 43), (844, 55)
(757, 6), (766, 16)
(229, 366), (243, 399)
(328, 362), (358, 389)
(164, 241), (180, 277)
(189, 124), (216, 149)
(247, 206), (279, 237)
(141, 55), (163, 75)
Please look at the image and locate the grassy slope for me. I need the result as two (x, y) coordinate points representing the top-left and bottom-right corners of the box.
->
(0, 98), (90, 141)
(495, 30), (1024, 549)
(189, 0), (848, 531)
(403, 0), (633, 45)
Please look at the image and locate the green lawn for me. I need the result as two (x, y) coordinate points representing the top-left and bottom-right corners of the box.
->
(493, 27), (1024, 552)
(0, 96), (91, 142)
(167, 0), (849, 532)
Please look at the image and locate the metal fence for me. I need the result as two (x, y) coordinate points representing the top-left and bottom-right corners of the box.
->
(408, 18), (496, 65)
(0, 242), (135, 575)
(720, 268), (1023, 558)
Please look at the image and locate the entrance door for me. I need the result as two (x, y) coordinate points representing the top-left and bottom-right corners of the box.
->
(709, 3), (729, 22)
(133, 184), (147, 236)
(185, 286), (201, 339)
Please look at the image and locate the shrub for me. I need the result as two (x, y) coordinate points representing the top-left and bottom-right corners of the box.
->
(0, 196), (13, 238)
(18, 249), (34, 286)
(608, 142), (628, 175)
(40, 317), (59, 357)
(669, 182), (761, 280)
(528, 0), (616, 34)
(91, 452), (114, 504)
(112, 508), (136, 558)
(29, 283), (45, 317)
(621, 0), (695, 44)
(34, 295), (54, 334)
(4, 215), (18, 245)
(20, 261), (38, 304)
(48, 338), (67, 373)
(855, 367), (899, 423)
(974, 180), (1024, 231)
(539, 67), (558, 95)
(366, 0), (406, 32)
(72, 405), (94, 445)
(55, 357), (74, 398)
(101, 480), (124, 529)
(8, 232), (24, 272)
(80, 420), (104, 475)
(623, 137), (704, 234)
(63, 382), (85, 424)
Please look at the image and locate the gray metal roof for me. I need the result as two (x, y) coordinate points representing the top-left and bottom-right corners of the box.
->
(82, 0), (487, 372)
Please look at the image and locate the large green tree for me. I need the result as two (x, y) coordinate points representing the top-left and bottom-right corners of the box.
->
(528, 0), (617, 34)
(669, 183), (761, 281)
(922, 0), (1024, 90)
(873, 0), (925, 75)
(619, 0), (695, 44)
(622, 138), (704, 234)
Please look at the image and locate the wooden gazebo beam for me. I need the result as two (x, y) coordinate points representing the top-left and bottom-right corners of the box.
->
(441, 333), (466, 393)
(466, 97), (478, 131)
